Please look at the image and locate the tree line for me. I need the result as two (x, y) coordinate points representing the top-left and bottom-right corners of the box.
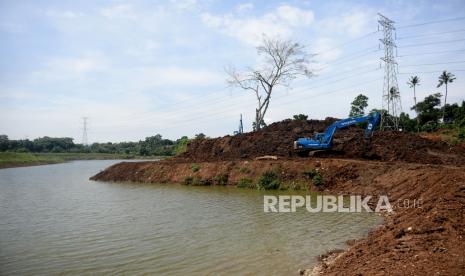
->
(0, 134), (192, 156)
(346, 70), (464, 140)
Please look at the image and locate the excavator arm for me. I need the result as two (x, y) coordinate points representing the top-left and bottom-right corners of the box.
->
(294, 112), (380, 152)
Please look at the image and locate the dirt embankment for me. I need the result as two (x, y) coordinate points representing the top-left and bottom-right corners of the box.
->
(91, 118), (465, 275)
(178, 119), (465, 165)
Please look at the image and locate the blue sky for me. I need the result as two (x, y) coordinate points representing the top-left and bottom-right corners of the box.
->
(1, 0), (464, 142)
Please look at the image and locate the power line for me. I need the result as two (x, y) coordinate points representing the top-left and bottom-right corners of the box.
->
(95, 62), (381, 128)
(317, 46), (379, 67)
(398, 48), (465, 57)
(113, 77), (383, 133)
(398, 38), (465, 48)
(397, 28), (465, 39)
(397, 16), (465, 29)
(97, 67), (381, 128)
(400, 60), (465, 67)
(103, 33), (383, 125)
(314, 31), (379, 55)
(398, 69), (465, 75)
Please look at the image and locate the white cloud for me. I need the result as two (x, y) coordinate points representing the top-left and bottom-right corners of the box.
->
(101, 4), (136, 19)
(319, 10), (374, 37)
(201, 4), (314, 45)
(130, 66), (223, 88)
(45, 10), (83, 19)
(170, 0), (198, 11)
(275, 5), (314, 27)
(313, 38), (342, 63)
(236, 3), (254, 13)
(31, 56), (108, 81)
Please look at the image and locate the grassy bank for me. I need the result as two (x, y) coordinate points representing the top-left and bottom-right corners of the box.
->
(0, 152), (164, 169)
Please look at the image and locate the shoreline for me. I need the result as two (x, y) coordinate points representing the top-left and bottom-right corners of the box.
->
(0, 152), (167, 169)
(90, 158), (465, 275)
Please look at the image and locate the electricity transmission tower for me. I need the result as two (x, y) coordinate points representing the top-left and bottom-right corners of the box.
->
(238, 114), (244, 134)
(234, 114), (244, 135)
(378, 13), (402, 130)
(82, 117), (88, 146)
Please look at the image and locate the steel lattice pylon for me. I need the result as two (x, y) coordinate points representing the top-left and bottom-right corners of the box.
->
(378, 13), (402, 131)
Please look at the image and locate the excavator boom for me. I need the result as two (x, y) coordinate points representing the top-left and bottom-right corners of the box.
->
(294, 112), (381, 153)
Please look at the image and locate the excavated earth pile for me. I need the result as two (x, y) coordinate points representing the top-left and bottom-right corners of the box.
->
(178, 118), (465, 165)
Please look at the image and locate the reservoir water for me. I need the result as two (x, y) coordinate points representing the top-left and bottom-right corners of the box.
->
(0, 160), (381, 275)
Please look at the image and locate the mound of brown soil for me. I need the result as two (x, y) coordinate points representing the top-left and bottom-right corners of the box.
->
(178, 118), (465, 165)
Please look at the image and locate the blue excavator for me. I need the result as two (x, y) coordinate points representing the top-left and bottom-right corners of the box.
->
(293, 112), (381, 156)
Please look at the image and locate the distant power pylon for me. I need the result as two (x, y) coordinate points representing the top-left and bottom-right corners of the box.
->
(234, 114), (244, 135)
(238, 114), (244, 134)
(378, 13), (402, 131)
(82, 117), (88, 146)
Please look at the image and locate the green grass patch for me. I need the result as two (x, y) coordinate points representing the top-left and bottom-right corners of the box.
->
(0, 152), (160, 168)
(213, 174), (229, 185)
(303, 168), (323, 186)
(0, 152), (63, 166)
(237, 177), (254, 188)
(183, 176), (211, 186)
(257, 170), (281, 190)
(190, 163), (200, 173)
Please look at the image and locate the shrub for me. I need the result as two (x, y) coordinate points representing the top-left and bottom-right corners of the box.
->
(190, 163), (200, 173)
(421, 121), (438, 132)
(192, 178), (211, 186)
(458, 127), (465, 140)
(293, 114), (308, 120)
(303, 168), (323, 186)
(213, 174), (229, 185)
(184, 176), (211, 186)
(258, 170), (281, 190)
(312, 174), (323, 186)
(303, 168), (318, 178)
(183, 176), (194, 185)
(237, 178), (253, 188)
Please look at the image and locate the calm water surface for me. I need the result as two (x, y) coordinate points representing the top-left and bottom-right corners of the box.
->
(0, 160), (382, 275)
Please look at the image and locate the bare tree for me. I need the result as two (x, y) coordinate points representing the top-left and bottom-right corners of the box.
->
(227, 36), (314, 131)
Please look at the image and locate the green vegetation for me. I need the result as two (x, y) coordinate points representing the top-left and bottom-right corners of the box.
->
(303, 168), (323, 186)
(437, 71), (456, 122)
(183, 176), (194, 185)
(257, 170), (281, 190)
(0, 152), (141, 168)
(237, 177), (254, 188)
(183, 176), (211, 186)
(293, 114), (308, 120)
(174, 136), (189, 155)
(348, 71), (463, 143)
(0, 133), (193, 157)
(349, 94), (369, 117)
(190, 163), (200, 173)
(213, 174), (229, 185)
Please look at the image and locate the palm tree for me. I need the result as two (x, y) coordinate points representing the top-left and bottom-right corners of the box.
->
(407, 76), (420, 105)
(407, 76), (420, 131)
(437, 71), (456, 122)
